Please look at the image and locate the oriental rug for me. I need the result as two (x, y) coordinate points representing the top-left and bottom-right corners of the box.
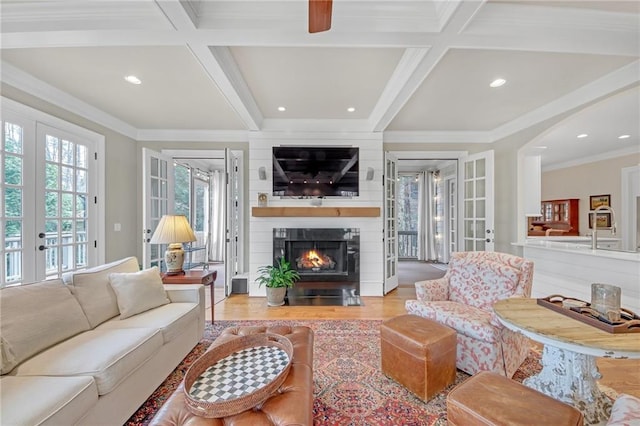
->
(125, 319), (545, 425)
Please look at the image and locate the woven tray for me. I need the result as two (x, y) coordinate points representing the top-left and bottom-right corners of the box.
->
(537, 295), (640, 334)
(183, 333), (294, 418)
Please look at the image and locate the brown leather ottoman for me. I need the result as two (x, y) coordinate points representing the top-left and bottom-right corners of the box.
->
(447, 371), (584, 425)
(150, 325), (314, 425)
(380, 314), (456, 401)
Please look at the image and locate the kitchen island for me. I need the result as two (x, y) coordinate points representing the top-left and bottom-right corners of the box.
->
(516, 239), (639, 313)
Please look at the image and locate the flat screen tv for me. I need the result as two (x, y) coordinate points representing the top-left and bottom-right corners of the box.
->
(272, 146), (359, 197)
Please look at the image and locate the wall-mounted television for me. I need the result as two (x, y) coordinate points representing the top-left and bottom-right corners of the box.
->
(272, 146), (359, 197)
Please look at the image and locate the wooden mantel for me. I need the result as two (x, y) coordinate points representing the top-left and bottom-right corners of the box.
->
(252, 206), (380, 217)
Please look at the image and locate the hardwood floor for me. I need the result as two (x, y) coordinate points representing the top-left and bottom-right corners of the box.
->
(211, 287), (640, 399)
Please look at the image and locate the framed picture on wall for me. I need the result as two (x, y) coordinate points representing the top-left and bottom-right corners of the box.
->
(589, 194), (610, 210)
(589, 212), (612, 229)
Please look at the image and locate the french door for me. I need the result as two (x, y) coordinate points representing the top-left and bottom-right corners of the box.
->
(459, 150), (494, 252)
(225, 149), (243, 297)
(384, 152), (399, 294)
(141, 148), (175, 270)
(1, 101), (100, 286)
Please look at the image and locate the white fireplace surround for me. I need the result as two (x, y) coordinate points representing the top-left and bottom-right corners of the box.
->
(248, 132), (384, 298)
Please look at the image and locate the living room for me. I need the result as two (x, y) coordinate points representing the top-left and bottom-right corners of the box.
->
(1, 1), (639, 425)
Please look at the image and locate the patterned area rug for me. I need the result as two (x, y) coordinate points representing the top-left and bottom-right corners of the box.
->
(125, 319), (543, 425)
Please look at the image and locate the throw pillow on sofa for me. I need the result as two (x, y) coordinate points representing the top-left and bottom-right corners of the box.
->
(63, 256), (140, 328)
(109, 266), (169, 319)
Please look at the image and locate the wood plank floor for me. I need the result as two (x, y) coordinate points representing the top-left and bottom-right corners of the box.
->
(210, 286), (640, 399)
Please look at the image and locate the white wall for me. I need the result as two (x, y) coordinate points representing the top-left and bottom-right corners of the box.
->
(248, 132), (384, 296)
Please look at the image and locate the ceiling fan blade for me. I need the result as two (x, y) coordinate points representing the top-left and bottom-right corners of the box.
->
(309, 0), (332, 33)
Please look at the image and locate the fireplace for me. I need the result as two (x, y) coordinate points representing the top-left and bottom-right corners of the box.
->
(273, 228), (360, 306)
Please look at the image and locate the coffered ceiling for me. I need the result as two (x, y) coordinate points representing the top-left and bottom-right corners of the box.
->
(1, 0), (638, 167)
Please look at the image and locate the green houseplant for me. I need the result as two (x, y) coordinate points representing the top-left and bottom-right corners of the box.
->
(256, 257), (300, 306)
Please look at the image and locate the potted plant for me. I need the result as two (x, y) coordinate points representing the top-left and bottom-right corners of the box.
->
(256, 257), (300, 306)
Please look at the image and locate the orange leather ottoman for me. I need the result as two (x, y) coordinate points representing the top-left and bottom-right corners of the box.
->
(447, 371), (584, 426)
(380, 314), (456, 401)
(150, 325), (314, 426)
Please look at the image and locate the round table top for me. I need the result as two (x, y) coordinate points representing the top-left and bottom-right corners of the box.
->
(493, 298), (640, 358)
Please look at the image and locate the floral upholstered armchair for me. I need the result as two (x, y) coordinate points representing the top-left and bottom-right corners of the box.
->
(405, 251), (534, 377)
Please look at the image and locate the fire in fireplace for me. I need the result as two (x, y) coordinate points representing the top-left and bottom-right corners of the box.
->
(296, 249), (336, 271)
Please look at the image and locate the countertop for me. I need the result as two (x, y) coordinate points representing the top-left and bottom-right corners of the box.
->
(513, 239), (640, 262)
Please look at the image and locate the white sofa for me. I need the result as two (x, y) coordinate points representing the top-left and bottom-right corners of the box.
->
(0, 257), (205, 426)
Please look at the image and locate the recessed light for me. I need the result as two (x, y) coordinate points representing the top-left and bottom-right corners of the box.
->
(618, 134), (630, 139)
(277, 106), (286, 112)
(124, 75), (141, 85)
(347, 107), (355, 112)
(489, 78), (506, 88)
(577, 133), (588, 139)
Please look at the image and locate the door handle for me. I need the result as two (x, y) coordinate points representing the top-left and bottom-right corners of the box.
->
(38, 232), (46, 238)
(38, 245), (49, 251)
(486, 229), (494, 243)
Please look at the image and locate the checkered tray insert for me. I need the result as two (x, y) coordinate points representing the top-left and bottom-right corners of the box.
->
(188, 345), (290, 403)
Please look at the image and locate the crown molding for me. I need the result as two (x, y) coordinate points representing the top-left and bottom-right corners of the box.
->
(249, 130), (382, 143)
(542, 145), (640, 172)
(260, 118), (373, 132)
(384, 130), (492, 144)
(136, 129), (248, 142)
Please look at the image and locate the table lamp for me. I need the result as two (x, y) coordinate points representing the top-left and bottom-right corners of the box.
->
(150, 214), (197, 275)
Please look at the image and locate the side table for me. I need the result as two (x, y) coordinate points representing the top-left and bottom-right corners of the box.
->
(162, 269), (217, 324)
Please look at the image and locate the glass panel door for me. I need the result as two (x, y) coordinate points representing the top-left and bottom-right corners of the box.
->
(225, 148), (243, 297)
(142, 148), (174, 270)
(460, 150), (494, 252)
(384, 152), (398, 294)
(37, 124), (96, 278)
(1, 116), (34, 285)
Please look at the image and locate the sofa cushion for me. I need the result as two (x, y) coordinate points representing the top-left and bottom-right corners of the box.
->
(0, 375), (97, 426)
(64, 257), (139, 328)
(0, 279), (90, 374)
(11, 328), (163, 395)
(448, 259), (521, 310)
(96, 302), (199, 344)
(108, 266), (169, 319)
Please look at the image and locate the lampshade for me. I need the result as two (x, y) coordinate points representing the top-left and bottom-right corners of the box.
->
(150, 215), (197, 244)
(150, 215), (197, 275)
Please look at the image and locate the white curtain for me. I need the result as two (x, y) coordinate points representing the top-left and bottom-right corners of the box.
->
(209, 170), (225, 261)
(422, 171), (438, 261)
(417, 173), (425, 259)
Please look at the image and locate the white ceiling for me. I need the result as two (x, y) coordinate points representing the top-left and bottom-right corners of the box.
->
(1, 0), (638, 168)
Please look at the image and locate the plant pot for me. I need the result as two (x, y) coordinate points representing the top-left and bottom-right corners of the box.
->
(266, 287), (287, 306)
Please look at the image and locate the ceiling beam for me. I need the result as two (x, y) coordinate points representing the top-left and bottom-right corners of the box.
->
(154, 0), (263, 131)
(189, 45), (263, 131)
(154, 0), (198, 31)
(369, 1), (486, 132)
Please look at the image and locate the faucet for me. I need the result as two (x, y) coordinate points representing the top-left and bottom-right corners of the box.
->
(590, 205), (617, 249)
